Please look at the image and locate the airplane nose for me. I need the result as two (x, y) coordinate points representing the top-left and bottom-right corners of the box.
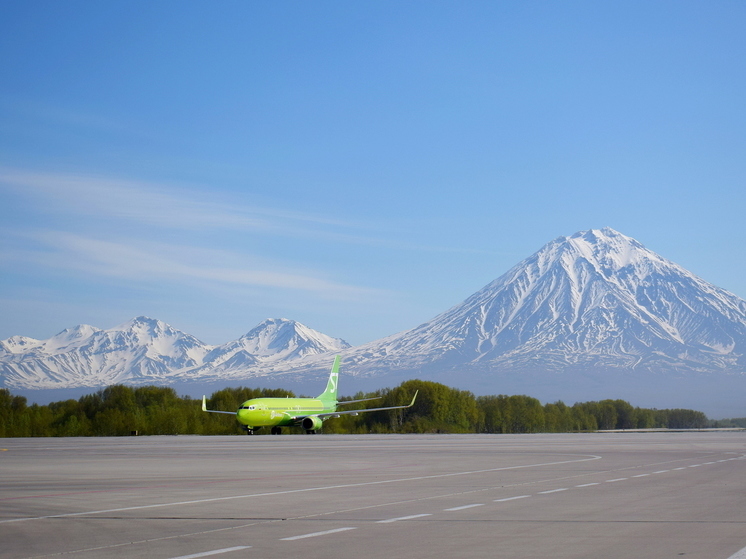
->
(237, 409), (250, 424)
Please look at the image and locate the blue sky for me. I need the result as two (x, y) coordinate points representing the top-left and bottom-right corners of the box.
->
(1, 1), (745, 346)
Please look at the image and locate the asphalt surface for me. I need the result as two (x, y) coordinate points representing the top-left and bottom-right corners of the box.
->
(2, 433), (746, 559)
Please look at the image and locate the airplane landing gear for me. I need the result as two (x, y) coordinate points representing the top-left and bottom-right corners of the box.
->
(271, 427), (282, 435)
(305, 430), (316, 434)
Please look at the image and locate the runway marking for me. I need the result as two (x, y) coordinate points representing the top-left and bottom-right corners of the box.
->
(495, 495), (531, 502)
(606, 478), (627, 483)
(727, 544), (746, 559)
(575, 483), (600, 487)
(168, 547), (251, 559)
(633, 474), (650, 477)
(1, 454), (601, 524)
(538, 488), (568, 494)
(15, 523), (265, 559)
(377, 513), (432, 523)
(280, 527), (356, 541)
(444, 503), (485, 511)
(652, 470), (670, 474)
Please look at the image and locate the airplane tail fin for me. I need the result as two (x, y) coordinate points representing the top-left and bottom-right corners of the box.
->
(317, 355), (341, 403)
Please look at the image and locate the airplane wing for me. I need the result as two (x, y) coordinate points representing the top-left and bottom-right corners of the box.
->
(336, 396), (381, 406)
(201, 395), (237, 415)
(314, 390), (418, 420)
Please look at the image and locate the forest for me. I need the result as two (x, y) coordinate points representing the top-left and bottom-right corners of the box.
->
(0, 379), (718, 437)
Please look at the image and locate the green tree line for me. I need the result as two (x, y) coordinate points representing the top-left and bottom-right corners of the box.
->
(710, 417), (746, 428)
(0, 380), (711, 437)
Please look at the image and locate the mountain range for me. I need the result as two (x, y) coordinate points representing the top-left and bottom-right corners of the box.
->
(3, 228), (745, 415)
(0, 317), (349, 389)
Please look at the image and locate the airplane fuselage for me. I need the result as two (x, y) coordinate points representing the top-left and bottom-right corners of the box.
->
(236, 397), (332, 429)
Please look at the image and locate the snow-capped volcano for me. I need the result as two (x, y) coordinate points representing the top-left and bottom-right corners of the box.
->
(220, 318), (350, 361)
(334, 227), (746, 378)
(193, 318), (350, 377)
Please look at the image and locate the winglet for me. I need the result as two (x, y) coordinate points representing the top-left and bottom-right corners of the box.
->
(408, 390), (418, 407)
(201, 396), (239, 415)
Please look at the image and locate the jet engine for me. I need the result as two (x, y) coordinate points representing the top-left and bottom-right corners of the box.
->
(301, 416), (323, 431)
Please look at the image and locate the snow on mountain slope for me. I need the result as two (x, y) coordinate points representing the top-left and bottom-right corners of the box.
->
(186, 318), (350, 378)
(332, 228), (746, 378)
(237, 318), (350, 360)
(44, 324), (102, 353)
(0, 317), (212, 389)
(0, 317), (349, 389)
(0, 336), (46, 355)
(208, 318), (347, 361)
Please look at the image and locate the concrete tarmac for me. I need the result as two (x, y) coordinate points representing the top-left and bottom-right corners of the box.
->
(2, 433), (746, 559)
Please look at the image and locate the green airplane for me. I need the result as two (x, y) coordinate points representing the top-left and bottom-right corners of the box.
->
(201, 356), (417, 435)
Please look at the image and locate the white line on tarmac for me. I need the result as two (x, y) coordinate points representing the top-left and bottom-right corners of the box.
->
(494, 495), (531, 502)
(575, 483), (600, 487)
(538, 488), (568, 494)
(281, 527), (357, 541)
(727, 544), (746, 559)
(169, 547), (251, 559)
(1, 454), (601, 524)
(377, 513), (432, 523)
(606, 478), (627, 483)
(444, 504), (485, 511)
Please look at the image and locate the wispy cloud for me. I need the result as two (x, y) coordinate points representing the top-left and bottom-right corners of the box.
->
(4, 230), (382, 300)
(0, 167), (355, 237)
(0, 166), (498, 308)
(0, 167), (501, 256)
(0, 167), (396, 303)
